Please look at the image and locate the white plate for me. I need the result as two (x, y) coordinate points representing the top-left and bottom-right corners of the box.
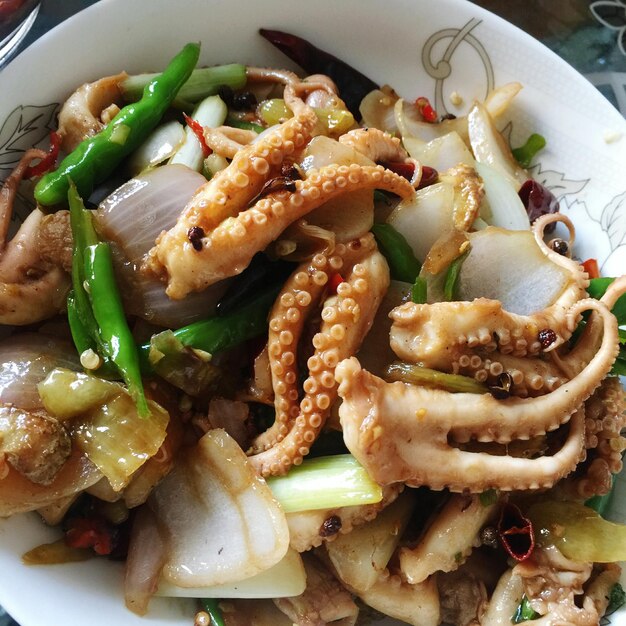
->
(1, 0), (625, 625)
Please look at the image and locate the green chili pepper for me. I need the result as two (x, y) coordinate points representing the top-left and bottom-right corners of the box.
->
(84, 241), (149, 416)
(138, 286), (278, 372)
(68, 182), (148, 415)
(588, 277), (626, 324)
(201, 599), (226, 626)
(226, 114), (264, 134)
(512, 133), (546, 168)
(35, 42), (200, 208)
(411, 276), (428, 304)
(443, 247), (470, 301)
(371, 223), (421, 283)
(512, 595), (539, 623)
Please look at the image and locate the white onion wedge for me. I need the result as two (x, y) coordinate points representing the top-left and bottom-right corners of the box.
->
(155, 549), (305, 598)
(475, 162), (530, 231)
(359, 88), (398, 134)
(387, 182), (455, 262)
(457, 227), (571, 315)
(127, 120), (186, 176)
(325, 491), (414, 593)
(96, 165), (228, 327)
(403, 132), (475, 173)
(467, 101), (528, 190)
(149, 429), (289, 588)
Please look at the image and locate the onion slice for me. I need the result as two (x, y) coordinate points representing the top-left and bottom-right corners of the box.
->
(96, 165), (228, 327)
(457, 227), (571, 314)
(149, 429), (289, 587)
(155, 548), (306, 598)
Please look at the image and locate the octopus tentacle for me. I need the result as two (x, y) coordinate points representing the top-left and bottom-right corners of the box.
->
(451, 349), (568, 397)
(157, 164), (412, 298)
(339, 128), (421, 187)
(249, 248), (343, 453)
(337, 358), (586, 491)
(341, 296), (619, 453)
(390, 216), (589, 370)
(562, 376), (626, 499)
(145, 108), (319, 288)
(202, 126), (258, 159)
(249, 236), (390, 476)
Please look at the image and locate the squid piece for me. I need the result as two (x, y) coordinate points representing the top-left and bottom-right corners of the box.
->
(399, 493), (498, 584)
(274, 554), (359, 626)
(57, 72), (128, 152)
(0, 150), (71, 324)
(356, 574), (440, 626)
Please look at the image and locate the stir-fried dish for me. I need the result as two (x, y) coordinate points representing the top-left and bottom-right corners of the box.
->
(1, 31), (626, 626)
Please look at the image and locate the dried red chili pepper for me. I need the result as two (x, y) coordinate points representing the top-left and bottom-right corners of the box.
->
(418, 165), (439, 189)
(497, 503), (535, 561)
(415, 96), (438, 123)
(582, 258), (600, 279)
(24, 131), (61, 179)
(183, 113), (212, 158)
(381, 160), (415, 182)
(328, 273), (345, 295)
(64, 517), (116, 556)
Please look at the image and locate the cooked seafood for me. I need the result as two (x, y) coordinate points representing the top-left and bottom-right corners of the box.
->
(0, 34), (625, 626)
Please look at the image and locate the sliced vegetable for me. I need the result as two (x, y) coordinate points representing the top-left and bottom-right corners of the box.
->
(512, 595), (539, 623)
(259, 28), (378, 117)
(149, 429), (289, 587)
(69, 183), (148, 415)
(147, 331), (221, 396)
(385, 362), (488, 394)
(155, 549), (306, 599)
(403, 131), (474, 173)
(607, 583), (626, 616)
(528, 500), (626, 562)
(443, 246), (470, 301)
(73, 391), (168, 491)
(216, 254), (294, 316)
(467, 101), (528, 190)
(265, 455), (382, 513)
(326, 491), (415, 592)
(85, 240), (148, 416)
(35, 43), (200, 207)
(127, 120), (186, 175)
(386, 182), (456, 263)
(476, 162), (531, 231)
(371, 223), (421, 282)
(170, 94), (228, 171)
(121, 63), (247, 109)
(22, 539), (91, 565)
(411, 276), (428, 303)
(456, 228), (572, 315)
(139, 285), (278, 370)
(202, 599), (227, 626)
(511, 133), (546, 168)
(38, 368), (120, 419)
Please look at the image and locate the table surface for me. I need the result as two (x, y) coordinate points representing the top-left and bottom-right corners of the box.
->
(1, 0), (625, 624)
